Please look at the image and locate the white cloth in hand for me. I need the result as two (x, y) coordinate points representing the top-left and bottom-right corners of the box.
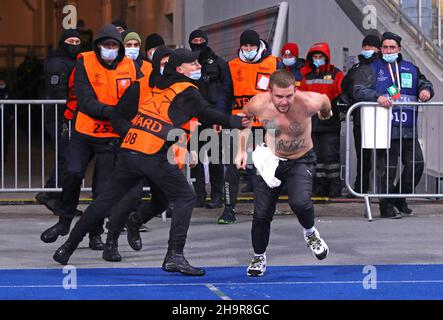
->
(252, 143), (287, 188)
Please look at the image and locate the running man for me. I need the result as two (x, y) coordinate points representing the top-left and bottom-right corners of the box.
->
(236, 70), (331, 276)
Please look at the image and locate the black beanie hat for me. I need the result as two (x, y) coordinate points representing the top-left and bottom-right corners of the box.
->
(189, 29), (208, 44)
(240, 29), (260, 47)
(362, 34), (381, 48)
(382, 32), (402, 47)
(60, 29), (80, 43)
(112, 19), (127, 30)
(145, 33), (165, 51)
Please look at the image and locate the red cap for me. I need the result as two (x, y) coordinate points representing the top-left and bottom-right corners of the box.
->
(281, 43), (299, 58)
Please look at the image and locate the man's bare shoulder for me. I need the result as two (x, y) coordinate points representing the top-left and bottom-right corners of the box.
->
(248, 92), (271, 113)
(295, 90), (326, 113)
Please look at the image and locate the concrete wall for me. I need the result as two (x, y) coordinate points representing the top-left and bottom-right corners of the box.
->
(182, 0), (366, 69)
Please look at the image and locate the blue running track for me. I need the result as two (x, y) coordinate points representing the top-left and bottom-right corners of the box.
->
(0, 264), (442, 300)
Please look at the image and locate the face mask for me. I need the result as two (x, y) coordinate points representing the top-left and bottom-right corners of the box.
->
(312, 58), (325, 68)
(383, 53), (398, 63)
(67, 44), (81, 58)
(125, 47), (140, 61)
(100, 46), (119, 61)
(282, 57), (296, 66)
(190, 42), (207, 52)
(361, 49), (375, 59)
(0, 84), (5, 90)
(188, 69), (201, 80)
(242, 49), (258, 60)
(159, 66), (165, 75)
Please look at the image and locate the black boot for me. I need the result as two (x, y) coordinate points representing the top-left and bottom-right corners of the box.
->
(36, 192), (57, 212)
(102, 232), (121, 262)
(53, 241), (77, 265)
(205, 196), (223, 209)
(89, 235), (104, 250)
(126, 212), (142, 251)
(162, 250), (205, 276)
(40, 218), (71, 243)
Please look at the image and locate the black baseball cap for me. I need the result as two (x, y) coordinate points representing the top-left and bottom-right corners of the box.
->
(168, 48), (200, 68)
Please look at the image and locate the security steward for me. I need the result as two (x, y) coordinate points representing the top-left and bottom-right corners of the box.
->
(217, 29), (284, 224)
(35, 29), (82, 213)
(52, 48), (251, 276)
(40, 24), (143, 249)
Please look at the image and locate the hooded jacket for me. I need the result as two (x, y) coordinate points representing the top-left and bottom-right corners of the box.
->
(109, 49), (245, 145)
(73, 24), (142, 142)
(300, 42), (344, 133)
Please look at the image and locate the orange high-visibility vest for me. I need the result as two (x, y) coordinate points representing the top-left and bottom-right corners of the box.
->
(120, 79), (198, 167)
(74, 51), (136, 138)
(141, 60), (152, 79)
(229, 55), (277, 127)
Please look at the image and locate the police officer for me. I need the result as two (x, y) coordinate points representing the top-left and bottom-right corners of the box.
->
(353, 32), (434, 218)
(188, 29), (228, 209)
(217, 29), (284, 224)
(35, 29), (82, 213)
(40, 24), (143, 247)
(52, 48), (251, 276)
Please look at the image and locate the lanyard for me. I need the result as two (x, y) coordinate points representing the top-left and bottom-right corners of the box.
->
(387, 61), (401, 92)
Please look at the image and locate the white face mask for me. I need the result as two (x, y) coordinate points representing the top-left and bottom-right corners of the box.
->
(159, 66), (165, 75)
(125, 47), (140, 61)
(242, 49), (258, 60)
(100, 46), (119, 61)
(188, 69), (201, 80)
(282, 57), (296, 66)
(147, 49), (156, 61)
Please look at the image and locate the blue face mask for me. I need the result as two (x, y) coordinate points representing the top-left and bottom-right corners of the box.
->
(312, 58), (325, 68)
(100, 46), (119, 61)
(188, 69), (201, 80)
(242, 49), (258, 60)
(383, 53), (398, 63)
(125, 47), (140, 61)
(282, 57), (296, 66)
(361, 49), (375, 59)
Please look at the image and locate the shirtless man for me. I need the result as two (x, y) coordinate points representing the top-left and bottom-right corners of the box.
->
(236, 69), (331, 276)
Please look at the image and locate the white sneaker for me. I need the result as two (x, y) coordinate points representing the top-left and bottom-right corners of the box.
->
(246, 254), (267, 276)
(304, 228), (329, 260)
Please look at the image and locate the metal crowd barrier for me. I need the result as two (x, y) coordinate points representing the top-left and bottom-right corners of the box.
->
(0, 100), (195, 195)
(345, 101), (443, 221)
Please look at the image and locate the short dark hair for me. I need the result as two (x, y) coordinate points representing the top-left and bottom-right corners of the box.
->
(269, 70), (295, 89)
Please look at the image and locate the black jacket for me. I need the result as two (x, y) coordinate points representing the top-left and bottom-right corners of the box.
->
(340, 52), (381, 126)
(44, 47), (76, 100)
(110, 55), (244, 144)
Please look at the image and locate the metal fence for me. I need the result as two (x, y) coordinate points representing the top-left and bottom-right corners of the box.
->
(345, 101), (443, 221)
(0, 100), (196, 196)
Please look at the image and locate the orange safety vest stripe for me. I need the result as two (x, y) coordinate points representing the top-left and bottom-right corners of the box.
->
(120, 81), (198, 162)
(229, 55), (277, 127)
(74, 51), (136, 138)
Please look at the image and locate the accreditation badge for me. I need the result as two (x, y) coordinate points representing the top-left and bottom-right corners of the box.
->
(387, 85), (401, 100)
